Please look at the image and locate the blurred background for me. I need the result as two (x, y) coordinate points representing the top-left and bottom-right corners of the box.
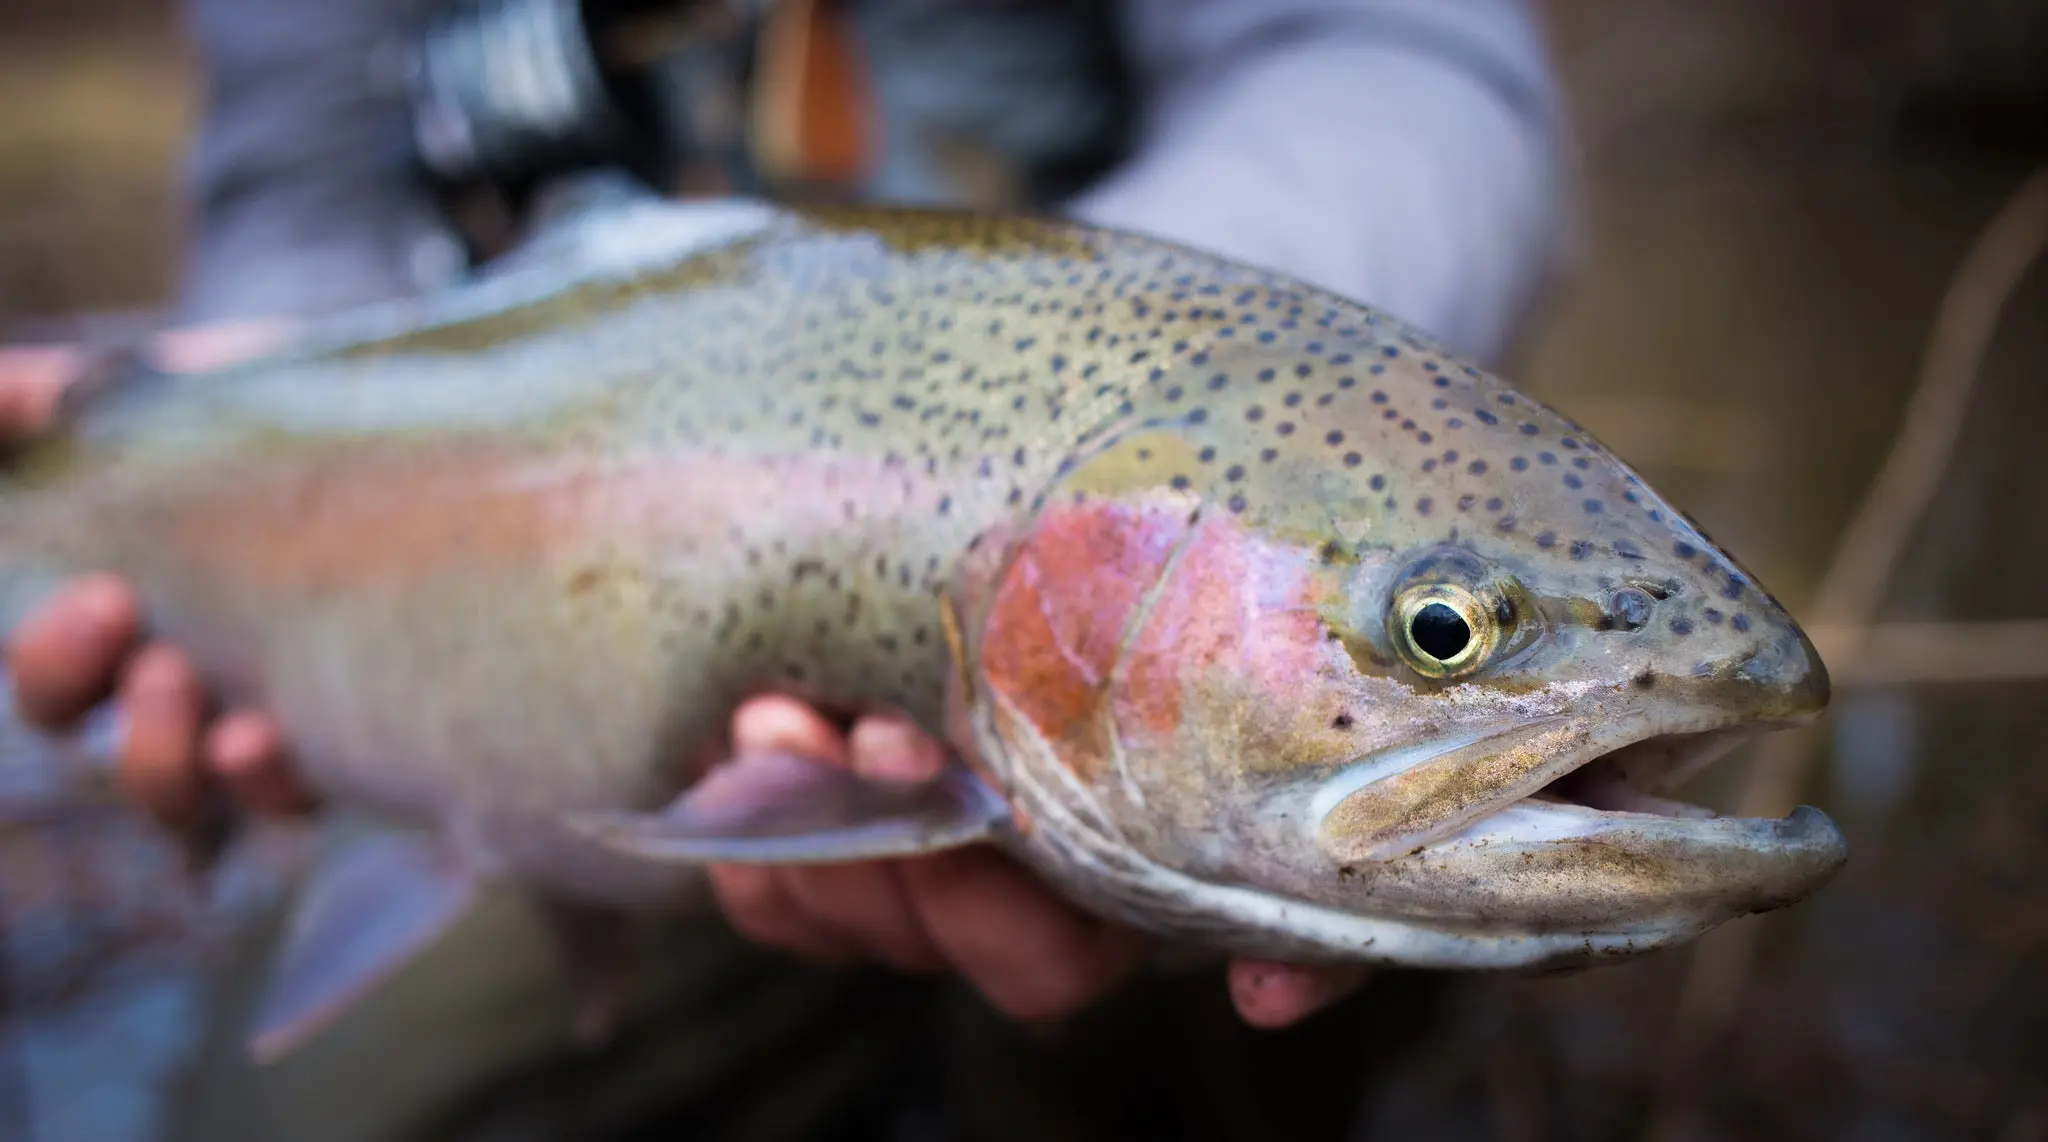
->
(2, 0), (2046, 1139)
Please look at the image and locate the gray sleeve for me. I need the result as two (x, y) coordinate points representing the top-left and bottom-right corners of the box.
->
(1067, 0), (1576, 367)
(176, 0), (463, 324)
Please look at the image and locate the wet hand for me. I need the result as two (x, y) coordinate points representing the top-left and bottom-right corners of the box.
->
(711, 696), (1368, 1028)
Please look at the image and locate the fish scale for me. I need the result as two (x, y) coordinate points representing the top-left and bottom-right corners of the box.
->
(0, 199), (1846, 1061)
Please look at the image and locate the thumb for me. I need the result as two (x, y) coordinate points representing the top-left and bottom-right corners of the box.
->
(0, 344), (85, 440)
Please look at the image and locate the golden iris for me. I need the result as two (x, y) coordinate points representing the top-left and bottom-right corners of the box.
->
(1390, 583), (1499, 679)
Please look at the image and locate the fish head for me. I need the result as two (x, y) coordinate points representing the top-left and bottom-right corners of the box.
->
(956, 309), (1842, 969)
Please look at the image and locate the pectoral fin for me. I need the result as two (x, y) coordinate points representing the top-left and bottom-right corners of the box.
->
(249, 830), (478, 1063)
(565, 751), (1009, 864)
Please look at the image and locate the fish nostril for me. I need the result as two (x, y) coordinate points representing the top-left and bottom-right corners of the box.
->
(1606, 588), (1655, 632)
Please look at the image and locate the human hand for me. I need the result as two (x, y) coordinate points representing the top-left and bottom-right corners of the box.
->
(0, 326), (312, 830)
(711, 695), (1370, 1028)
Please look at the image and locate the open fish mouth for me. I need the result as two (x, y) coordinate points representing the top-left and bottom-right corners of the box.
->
(1412, 712), (1840, 850)
(1528, 725), (1756, 820)
(1301, 712), (1848, 951)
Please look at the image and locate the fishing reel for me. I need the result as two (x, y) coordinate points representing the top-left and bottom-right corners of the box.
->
(402, 0), (859, 211)
(398, 0), (1133, 234)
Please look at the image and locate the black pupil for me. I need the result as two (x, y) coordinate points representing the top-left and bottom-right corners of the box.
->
(1410, 602), (1472, 661)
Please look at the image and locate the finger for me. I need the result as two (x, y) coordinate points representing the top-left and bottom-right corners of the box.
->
(114, 645), (209, 830)
(900, 846), (1147, 1022)
(6, 574), (142, 728)
(777, 862), (946, 974)
(1226, 959), (1370, 1029)
(205, 710), (318, 816)
(149, 320), (296, 374)
(707, 864), (859, 966)
(847, 713), (948, 784)
(730, 694), (849, 767)
(0, 345), (80, 438)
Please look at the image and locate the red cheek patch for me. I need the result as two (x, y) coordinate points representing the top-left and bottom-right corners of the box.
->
(979, 496), (1197, 778)
(1113, 516), (1329, 758)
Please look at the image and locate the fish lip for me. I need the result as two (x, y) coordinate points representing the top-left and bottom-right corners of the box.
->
(1316, 700), (1818, 861)
(1427, 705), (1822, 843)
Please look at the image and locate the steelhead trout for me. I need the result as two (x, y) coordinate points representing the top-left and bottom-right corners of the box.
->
(0, 197), (1844, 1059)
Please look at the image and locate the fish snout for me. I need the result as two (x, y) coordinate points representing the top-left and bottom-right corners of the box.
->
(1731, 614), (1832, 726)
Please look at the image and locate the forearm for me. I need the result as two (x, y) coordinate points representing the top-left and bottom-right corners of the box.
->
(1069, 0), (1574, 367)
(176, 0), (459, 323)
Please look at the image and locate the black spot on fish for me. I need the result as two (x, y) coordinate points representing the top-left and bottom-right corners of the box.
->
(1731, 614), (1752, 632)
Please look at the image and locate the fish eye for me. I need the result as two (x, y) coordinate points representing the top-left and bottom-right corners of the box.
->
(1390, 583), (1498, 679)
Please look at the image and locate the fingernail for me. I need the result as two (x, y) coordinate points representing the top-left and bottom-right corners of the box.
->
(851, 718), (943, 783)
(209, 718), (271, 777)
(126, 653), (187, 709)
(62, 578), (133, 635)
(1232, 962), (1279, 1005)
